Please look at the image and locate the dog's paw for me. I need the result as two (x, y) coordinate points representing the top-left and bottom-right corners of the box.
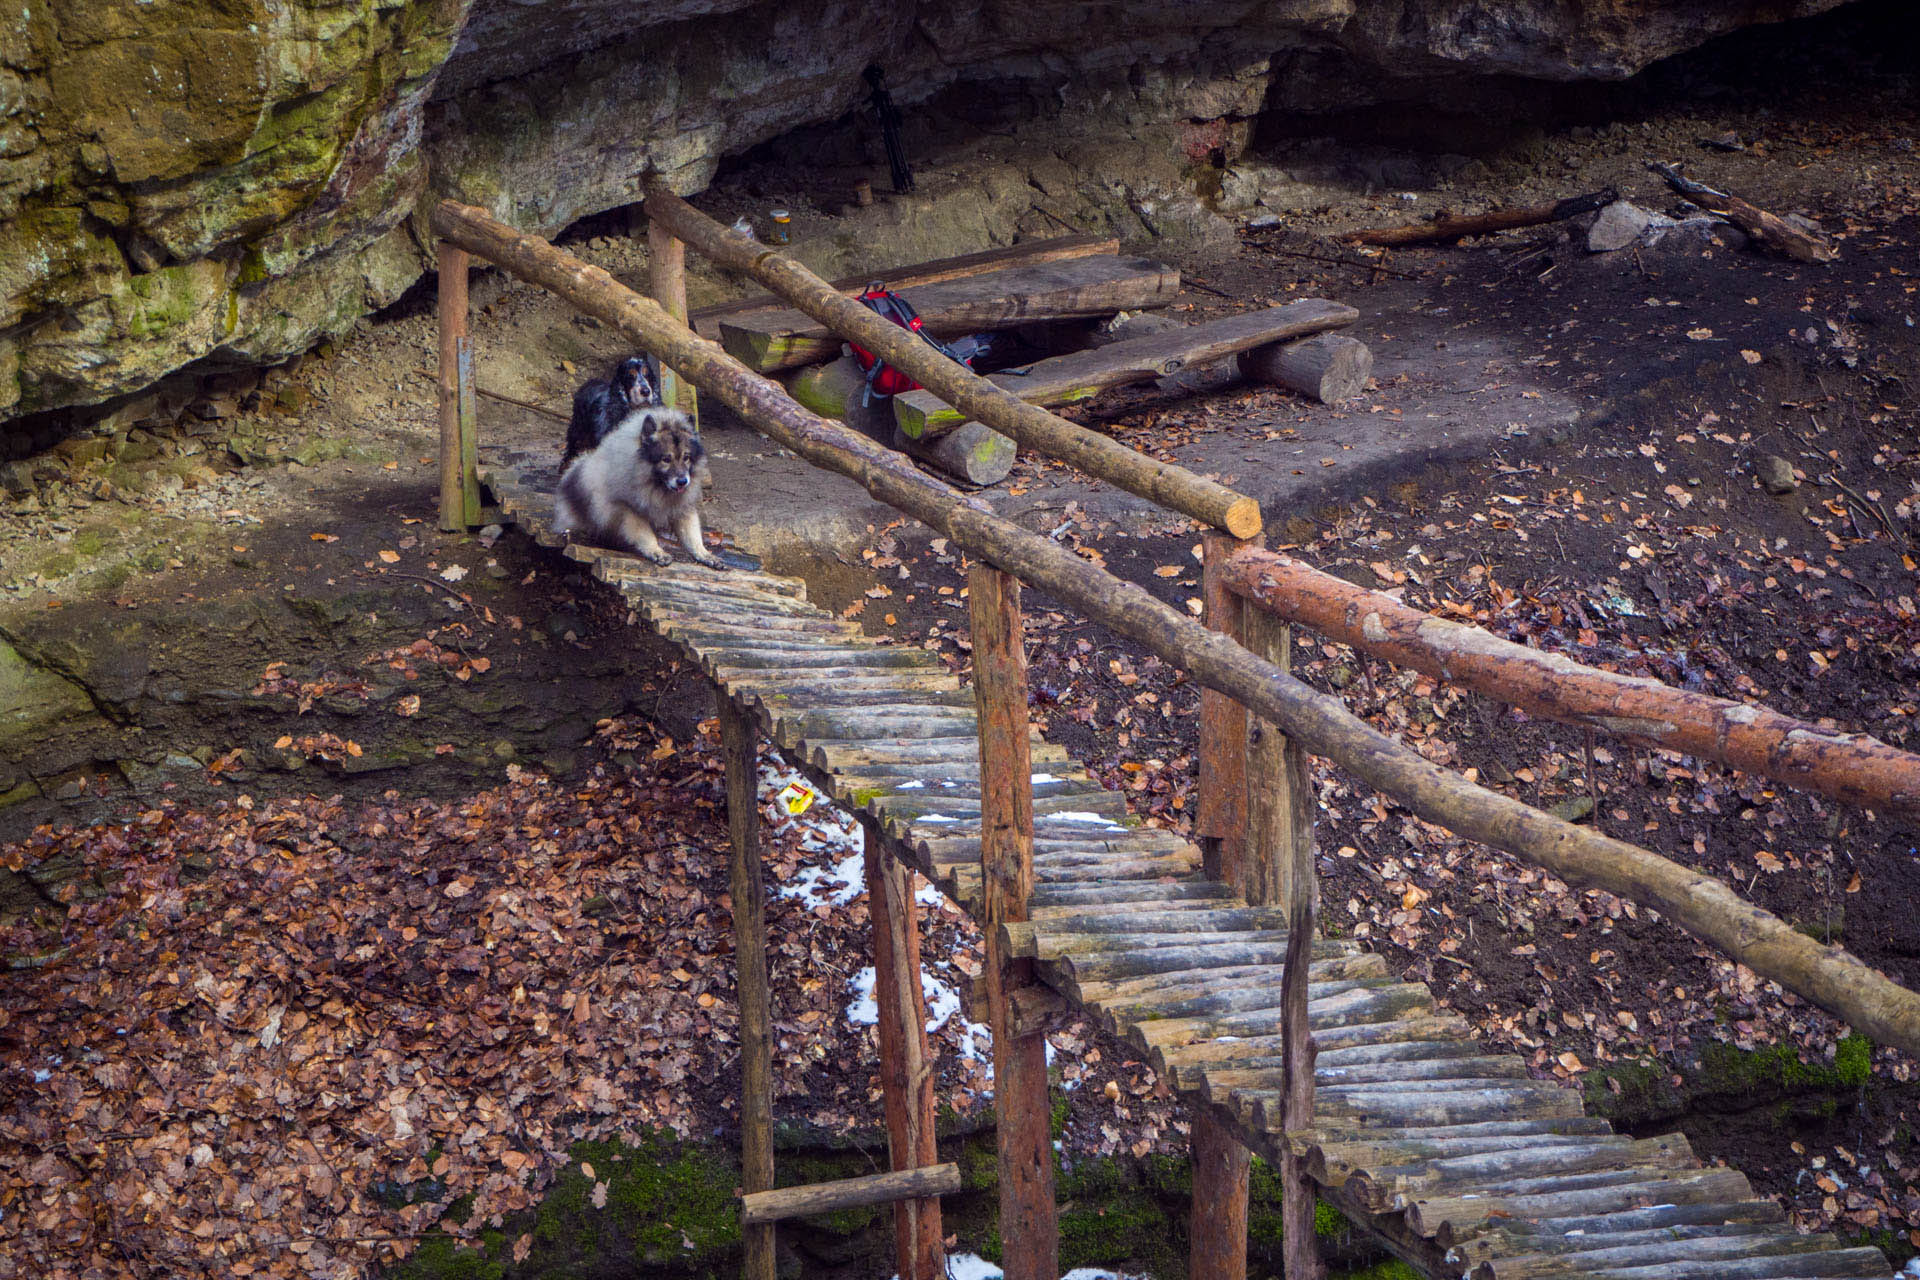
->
(692, 553), (730, 571)
(644, 548), (673, 566)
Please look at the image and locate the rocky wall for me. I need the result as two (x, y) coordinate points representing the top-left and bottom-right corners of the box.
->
(0, 0), (1848, 438)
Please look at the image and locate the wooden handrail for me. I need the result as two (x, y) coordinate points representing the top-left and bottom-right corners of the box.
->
(641, 184), (1262, 540)
(428, 196), (1920, 1057)
(1218, 546), (1920, 816)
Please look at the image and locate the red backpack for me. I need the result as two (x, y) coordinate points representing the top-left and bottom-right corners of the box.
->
(848, 285), (972, 402)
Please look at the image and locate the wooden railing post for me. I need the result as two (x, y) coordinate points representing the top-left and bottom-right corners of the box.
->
(865, 838), (943, 1280)
(970, 565), (1058, 1280)
(436, 242), (481, 531)
(1244, 607), (1322, 1280)
(1192, 532), (1255, 1280)
(719, 697), (776, 1280)
(648, 219), (699, 426)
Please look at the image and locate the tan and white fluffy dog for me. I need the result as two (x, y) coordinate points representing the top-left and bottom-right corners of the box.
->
(554, 407), (725, 568)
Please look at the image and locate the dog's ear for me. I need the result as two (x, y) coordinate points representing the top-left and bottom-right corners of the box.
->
(637, 410), (664, 438)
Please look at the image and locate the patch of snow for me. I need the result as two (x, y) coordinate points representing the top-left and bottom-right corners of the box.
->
(916, 813), (960, 824)
(776, 849), (866, 909)
(1031, 772), (1059, 784)
(1045, 812), (1124, 827)
(896, 780), (926, 789)
(901, 1259), (1148, 1280)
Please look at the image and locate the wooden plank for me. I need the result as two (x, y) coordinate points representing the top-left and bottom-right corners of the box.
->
(866, 845), (943, 1279)
(690, 234), (1120, 335)
(740, 1163), (962, 1226)
(892, 300), (1358, 438)
(719, 255), (1182, 373)
(719, 696), (775, 1280)
(971, 565), (1058, 1280)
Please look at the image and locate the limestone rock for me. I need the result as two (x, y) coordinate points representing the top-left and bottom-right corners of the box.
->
(1587, 200), (1656, 252)
(0, 0), (1851, 438)
(1756, 453), (1799, 494)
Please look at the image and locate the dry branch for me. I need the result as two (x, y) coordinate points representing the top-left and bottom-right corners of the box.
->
(1341, 190), (1616, 247)
(1646, 162), (1836, 262)
(1216, 546), (1920, 816)
(429, 196), (1920, 1058)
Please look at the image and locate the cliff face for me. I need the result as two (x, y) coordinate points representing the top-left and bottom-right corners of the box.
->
(0, 0), (1844, 432)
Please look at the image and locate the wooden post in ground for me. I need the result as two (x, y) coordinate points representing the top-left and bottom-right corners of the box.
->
(865, 839), (944, 1280)
(719, 696), (776, 1280)
(970, 565), (1058, 1280)
(648, 219), (699, 425)
(1243, 607), (1322, 1280)
(436, 242), (480, 531)
(1196, 533), (1249, 886)
(1191, 531), (1254, 1280)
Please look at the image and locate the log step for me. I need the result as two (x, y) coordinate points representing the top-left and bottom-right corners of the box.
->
(740, 1163), (961, 1226)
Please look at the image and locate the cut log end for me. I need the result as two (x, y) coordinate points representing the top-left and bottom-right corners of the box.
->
(1224, 497), (1263, 541)
(1239, 333), (1373, 406)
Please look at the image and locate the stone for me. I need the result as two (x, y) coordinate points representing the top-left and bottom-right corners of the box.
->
(1587, 199), (1656, 252)
(1549, 795), (1595, 823)
(1757, 454), (1799, 494)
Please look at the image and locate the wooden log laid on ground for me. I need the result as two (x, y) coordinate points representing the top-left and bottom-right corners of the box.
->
(1216, 545), (1920, 817)
(972, 566), (1059, 1280)
(866, 842), (944, 1280)
(719, 698), (776, 1280)
(430, 196), (1920, 1057)
(892, 300), (1358, 440)
(1340, 189), (1617, 247)
(689, 234), (1119, 336)
(720, 255), (1182, 373)
(1238, 333), (1372, 405)
(739, 1164), (962, 1226)
(436, 242), (480, 532)
(891, 423), (1016, 487)
(1647, 161), (1836, 263)
(642, 184), (1260, 539)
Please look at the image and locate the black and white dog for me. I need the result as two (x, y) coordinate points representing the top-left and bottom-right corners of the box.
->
(564, 354), (662, 464)
(554, 406), (725, 569)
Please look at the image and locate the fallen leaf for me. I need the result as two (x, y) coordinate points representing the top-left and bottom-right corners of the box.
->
(378, 550), (400, 564)
(1740, 349), (1763, 364)
(1686, 327), (1714, 340)
(440, 564), (469, 582)
(396, 694), (421, 718)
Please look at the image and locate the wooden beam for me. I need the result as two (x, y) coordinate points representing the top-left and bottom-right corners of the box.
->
(891, 301), (1358, 440)
(718, 255), (1182, 373)
(1217, 545), (1920, 817)
(1190, 1108), (1251, 1280)
(640, 185), (1260, 539)
(740, 1164), (962, 1226)
(690, 234), (1120, 336)
(1237, 333), (1372, 406)
(1245, 608), (1322, 1280)
(971, 565), (1059, 1280)
(436, 242), (478, 532)
(428, 197), (1920, 1058)
(648, 220), (699, 425)
(866, 841), (944, 1280)
(719, 696), (776, 1280)
(1197, 533), (1250, 887)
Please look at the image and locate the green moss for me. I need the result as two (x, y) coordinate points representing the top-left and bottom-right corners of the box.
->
(1054, 1156), (1180, 1278)
(1337, 1259), (1421, 1280)
(385, 1130), (740, 1280)
(1588, 1035), (1875, 1127)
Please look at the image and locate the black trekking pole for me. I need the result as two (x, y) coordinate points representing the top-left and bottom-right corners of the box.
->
(865, 65), (915, 194)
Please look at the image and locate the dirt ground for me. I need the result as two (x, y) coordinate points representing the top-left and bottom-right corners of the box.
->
(5, 6), (1920, 1277)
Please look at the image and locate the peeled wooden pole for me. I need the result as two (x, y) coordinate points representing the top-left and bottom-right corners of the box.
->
(648, 220), (699, 424)
(971, 566), (1060, 1280)
(435, 242), (480, 531)
(428, 198), (1920, 1057)
(719, 698), (776, 1280)
(866, 841), (944, 1280)
(1217, 546), (1920, 817)
(643, 184), (1261, 540)
(1196, 534), (1250, 888)
(741, 1164), (961, 1226)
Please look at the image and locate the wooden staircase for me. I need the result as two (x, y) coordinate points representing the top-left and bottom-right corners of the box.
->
(483, 450), (1890, 1280)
